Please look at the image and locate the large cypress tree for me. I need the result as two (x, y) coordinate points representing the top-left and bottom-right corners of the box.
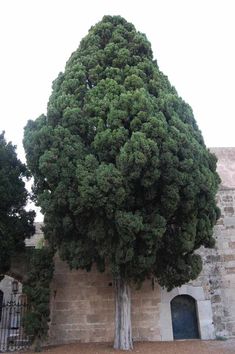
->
(24, 16), (220, 350)
(0, 132), (35, 278)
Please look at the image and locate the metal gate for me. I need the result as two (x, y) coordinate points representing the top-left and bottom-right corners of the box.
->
(0, 298), (31, 352)
(171, 295), (200, 340)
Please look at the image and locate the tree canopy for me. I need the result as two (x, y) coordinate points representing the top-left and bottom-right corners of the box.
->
(24, 15), (220, 291)
(0, 132), (35, 277)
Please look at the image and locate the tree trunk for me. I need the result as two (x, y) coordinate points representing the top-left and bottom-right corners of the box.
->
(114, 278), (133, 350)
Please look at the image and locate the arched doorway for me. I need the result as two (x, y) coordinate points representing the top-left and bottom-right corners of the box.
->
(171, 295), (199, 339)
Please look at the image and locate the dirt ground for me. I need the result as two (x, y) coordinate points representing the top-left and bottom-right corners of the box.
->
(25, 340), (235, 354)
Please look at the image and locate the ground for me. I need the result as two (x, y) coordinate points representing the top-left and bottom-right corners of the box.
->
(25, 340), (235, 354)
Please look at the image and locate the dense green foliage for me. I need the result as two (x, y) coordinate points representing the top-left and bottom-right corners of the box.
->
(0, 132), (35, 278)
(24, 16), (220, 290)
(23, 248), (54, 341)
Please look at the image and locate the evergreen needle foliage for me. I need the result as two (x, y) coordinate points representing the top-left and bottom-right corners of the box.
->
(0, 132), (35, 278)
(24, 16), (220, 290)
(23, 248), (54, 342)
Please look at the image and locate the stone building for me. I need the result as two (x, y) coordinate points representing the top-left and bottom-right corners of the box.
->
(1, 148), (235, 345)
(48, 147), (235, 344)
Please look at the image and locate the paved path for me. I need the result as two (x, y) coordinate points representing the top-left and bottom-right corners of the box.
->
(26, 340), (235, 354)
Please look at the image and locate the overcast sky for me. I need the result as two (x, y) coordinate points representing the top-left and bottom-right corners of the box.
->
(1, 0), (234, 219)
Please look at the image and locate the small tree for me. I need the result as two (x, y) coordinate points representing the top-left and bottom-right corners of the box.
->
(23, 248), (54, 351)
(24, 16), (220, 350)
(0, 132), (35, 278)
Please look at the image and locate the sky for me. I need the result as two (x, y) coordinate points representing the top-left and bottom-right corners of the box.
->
(0, 0), (234, 219)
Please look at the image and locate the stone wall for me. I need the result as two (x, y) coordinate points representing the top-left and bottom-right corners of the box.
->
(49, 258), (115, 344)
(176, 187), (235, 340)
(47, 148), (235, 344)
(210, 148), (235, 189)
(213, 188), (235, 337)
(49, 256), (161, 344)
(210, 148), (235, 337)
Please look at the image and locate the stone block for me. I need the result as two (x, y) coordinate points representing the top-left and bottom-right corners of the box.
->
(141, 298), (160, 307)
(211, 295), (221, 303)
(131, 299), (142, 309)
(138, 327), (160, 341)
(132, 327), (139, 339)
(224, 207), (235, 216)
(159, 302), (173, 341)
(224, 254), (235, 262)
(222, 195), (233, 203)
(86, 314), (106, 324)
(224, 216), (235, 227)
(229, 241), (235, 249)
(55, 301), (70, 310)
(226, 268), (235, 274)
(197, 300), (215, 340)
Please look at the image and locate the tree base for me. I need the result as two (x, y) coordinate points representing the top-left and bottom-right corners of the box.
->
(114, 278), (133, 350)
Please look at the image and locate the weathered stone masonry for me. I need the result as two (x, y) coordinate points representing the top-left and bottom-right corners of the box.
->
(49, 257), (162, 343)
(212, 188), (235, 337)
(47, 148), (235, 344)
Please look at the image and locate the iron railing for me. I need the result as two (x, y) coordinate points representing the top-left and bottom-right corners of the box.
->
(0, 298), (31, 352)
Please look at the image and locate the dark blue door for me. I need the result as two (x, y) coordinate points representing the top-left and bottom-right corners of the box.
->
(171, 295), (199, 339)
